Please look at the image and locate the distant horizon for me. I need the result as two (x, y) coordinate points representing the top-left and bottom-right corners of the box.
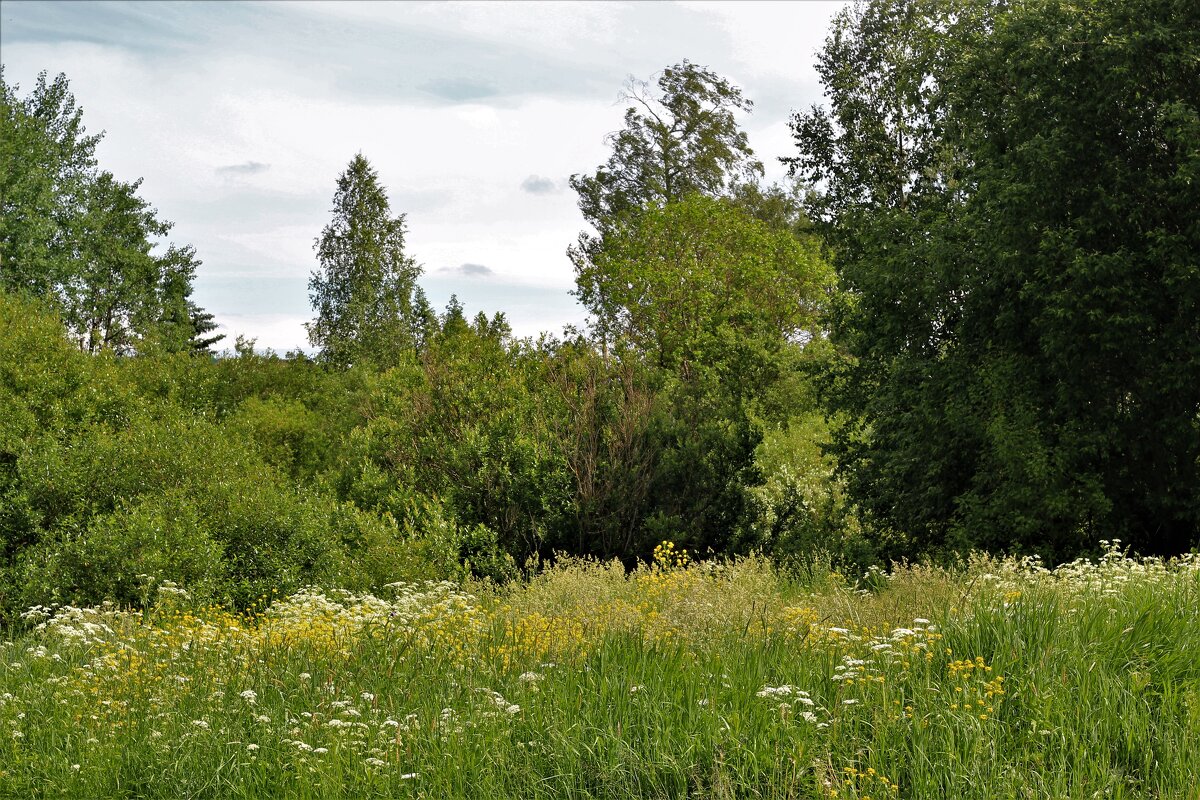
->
(0, 0), (847, 351)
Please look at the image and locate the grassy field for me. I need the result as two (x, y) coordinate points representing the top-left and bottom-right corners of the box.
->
(2, 542), (1198, 799)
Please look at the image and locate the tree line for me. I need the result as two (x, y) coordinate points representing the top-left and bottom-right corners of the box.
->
(1, 0), (1196, 617)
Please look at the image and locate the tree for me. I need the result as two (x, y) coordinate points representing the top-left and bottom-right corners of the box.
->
(575, 194), (829, 370)
(570, 60), (763, 233)
(63, 173), (172, 354)
(789, 0), (1200, 558)
(307, 154), (422, 368)
(1, 69), (215, 355)
(571, 194), (833, 556)
(0, 69), (98, 297)
(569, 62), (767, 351)
(409, 285), (439, 351)
(185, 305), (225, 355)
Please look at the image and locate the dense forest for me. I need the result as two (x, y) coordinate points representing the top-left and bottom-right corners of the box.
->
(1, 0), (1197, 620)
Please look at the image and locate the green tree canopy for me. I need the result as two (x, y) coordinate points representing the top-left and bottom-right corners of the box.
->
(575, 194), (830, 370)
(1, 69), (219, 355)
(307, 154), (423, 368)
(569, 60), (763, 233)
(569, 61), (780, 351)
(789, 0), (1200, 558)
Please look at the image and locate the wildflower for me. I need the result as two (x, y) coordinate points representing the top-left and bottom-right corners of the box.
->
(842, 699), (859, 705)
(246, 744), (259, 751)
(240, 689), (258, 704)
(191, 720), (210, 730)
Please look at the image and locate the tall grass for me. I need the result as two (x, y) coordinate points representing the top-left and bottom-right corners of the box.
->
(2, 543), (1197, 798)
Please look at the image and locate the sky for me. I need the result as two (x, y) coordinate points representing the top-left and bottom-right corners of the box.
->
(1, 0), (847, 352)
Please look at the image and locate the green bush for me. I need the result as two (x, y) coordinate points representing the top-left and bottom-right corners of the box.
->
(16, 492), (227, 608)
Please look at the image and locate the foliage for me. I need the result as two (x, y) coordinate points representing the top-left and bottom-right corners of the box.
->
(338, 310), (573, 567)
(0, 291), (452, 617)
(569, 60), (762, 233)
(307, 154), (425, 368)
(788, 0), (1200, 559)
(0, 70), (216, 354)
(542, 339), (660, 558)
(6, 0), (1194, 632)
(571, 193), (836, 559)
(569, 61), (768, 352)
(747, 413), (873, 572)
(575, 194), (829, 369)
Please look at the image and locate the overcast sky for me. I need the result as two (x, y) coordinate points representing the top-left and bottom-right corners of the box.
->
(1, 0), (846, 351)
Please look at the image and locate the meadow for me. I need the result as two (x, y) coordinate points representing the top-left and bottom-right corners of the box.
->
(2, 542), (1198, 800)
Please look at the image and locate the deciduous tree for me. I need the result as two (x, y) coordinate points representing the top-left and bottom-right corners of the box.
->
(1, 70), (217, 355)
(307, 154), (422, 368)
(789, 0), (1200, 558)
